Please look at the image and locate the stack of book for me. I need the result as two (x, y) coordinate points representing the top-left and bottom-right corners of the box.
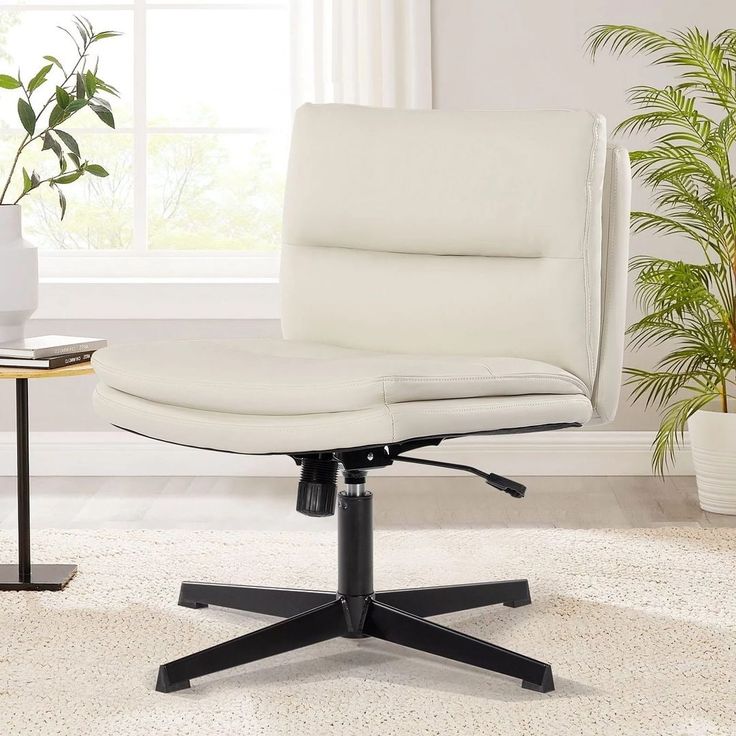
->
(0, 335), (107, 369)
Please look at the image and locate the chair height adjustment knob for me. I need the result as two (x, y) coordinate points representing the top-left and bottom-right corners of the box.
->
(296, 455), (338, 517)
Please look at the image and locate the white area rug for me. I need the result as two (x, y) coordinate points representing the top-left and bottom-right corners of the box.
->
(0, 528), (734, 736)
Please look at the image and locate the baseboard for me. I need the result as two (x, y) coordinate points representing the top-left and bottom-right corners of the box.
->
(0, 430), (693, 476)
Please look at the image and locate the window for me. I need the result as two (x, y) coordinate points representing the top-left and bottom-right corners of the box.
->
(0, 1), (290, 278)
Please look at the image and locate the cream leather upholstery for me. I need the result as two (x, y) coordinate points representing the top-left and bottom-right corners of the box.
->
(93, 339), (588, 415)
(92, 104), (630, 454)
(282, 105), (608, 393)
(593, 145), (632, 423)
(94, 384), (592, 455)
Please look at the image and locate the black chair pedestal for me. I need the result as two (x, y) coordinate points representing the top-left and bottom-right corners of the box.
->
(157, 489), (553, 694)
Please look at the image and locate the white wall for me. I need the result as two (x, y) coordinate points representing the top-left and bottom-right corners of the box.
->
(431, 0), (733, 429)
(431, 0), (731, 112)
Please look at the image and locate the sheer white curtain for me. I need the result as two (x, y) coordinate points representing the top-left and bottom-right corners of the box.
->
(290, 0), (432, 109)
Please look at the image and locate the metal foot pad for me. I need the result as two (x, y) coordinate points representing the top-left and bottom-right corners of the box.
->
(503, 597), (532, 608)
(178, 599), (208, 609)
(156, 666), (191, 693)
(522, 667), (555, 693)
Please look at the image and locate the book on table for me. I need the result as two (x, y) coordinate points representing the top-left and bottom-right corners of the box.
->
(0, 351), (96, 369)
(0, 335), (107, 360)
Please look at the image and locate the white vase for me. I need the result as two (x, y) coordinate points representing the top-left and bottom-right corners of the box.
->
(688, 409), (736, 515)
(0, 204), (38, 344)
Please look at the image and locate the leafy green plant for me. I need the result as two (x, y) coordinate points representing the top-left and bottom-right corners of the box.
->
(586, 26), (736, 473)
(0, 15), (120, 218)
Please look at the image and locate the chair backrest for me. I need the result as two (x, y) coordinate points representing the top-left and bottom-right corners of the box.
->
(281, 104), (630, 424)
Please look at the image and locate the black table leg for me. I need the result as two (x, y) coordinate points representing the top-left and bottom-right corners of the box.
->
(0, 378), (77, 591)
(17, 378), (31, 583)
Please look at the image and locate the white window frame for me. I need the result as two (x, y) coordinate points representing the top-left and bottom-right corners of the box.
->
(3, 1), (288, 289)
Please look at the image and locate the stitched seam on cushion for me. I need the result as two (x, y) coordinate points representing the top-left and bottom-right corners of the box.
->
(581, 112), (600, 391)
(96, 390), (388, 430)
(97, 388), (588, 422)
(386, 404), (397, 440)
(593, 146), (618, 408)
(479, 362), (496, 378)
(95, 361), (497, 391)
(395, 396), (590, 416)
(387, 373), (588, 392)
(284, 242), (588, 261)
(96, 360), (587, 394)
(382, 379), (397, 438)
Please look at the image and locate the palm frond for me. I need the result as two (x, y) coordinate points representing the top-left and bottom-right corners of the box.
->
(624, 368), (711, 411)
(589, 23), (736, 472)
(667, 29), (736, 109)
(657, 345), (723, 379)
(631, 211), (714, 248)
(628, 257), (725, 316)
(618, 85), (715, 143)
(651, 391), (722, 474)
(715, 28), (736, 66)
(586, 25), (675, 61)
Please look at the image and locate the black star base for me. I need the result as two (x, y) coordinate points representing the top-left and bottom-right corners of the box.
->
(157, 490), (553, 695)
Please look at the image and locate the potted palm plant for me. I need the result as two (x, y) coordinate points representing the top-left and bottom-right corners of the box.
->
(0, 16), (119, 343)
(587, 26), (736, 513)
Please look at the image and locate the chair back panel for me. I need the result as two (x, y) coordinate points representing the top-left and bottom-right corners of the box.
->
(282, 104), (626, 417)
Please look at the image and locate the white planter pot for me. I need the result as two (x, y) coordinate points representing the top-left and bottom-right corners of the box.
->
(0, 205), (38, 344)
(688, 409), (736, 515)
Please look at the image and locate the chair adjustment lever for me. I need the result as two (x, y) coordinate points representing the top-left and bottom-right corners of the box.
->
(485, 473), (527, 498)
(392, 455), (526, 498)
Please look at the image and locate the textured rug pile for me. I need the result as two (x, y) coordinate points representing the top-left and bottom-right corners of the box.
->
(0, 527), (733, 736)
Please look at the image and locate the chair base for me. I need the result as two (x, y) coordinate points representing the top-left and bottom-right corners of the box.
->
(158, 581), (553, 694)
(157, 489), (554, 695)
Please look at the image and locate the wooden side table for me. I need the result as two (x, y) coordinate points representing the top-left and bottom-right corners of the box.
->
(0, 363), (94, 590)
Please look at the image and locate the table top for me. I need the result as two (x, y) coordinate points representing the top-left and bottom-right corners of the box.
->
(0, 363), (95, 380)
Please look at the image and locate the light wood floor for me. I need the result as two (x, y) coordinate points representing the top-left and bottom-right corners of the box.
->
(0, 475), (733, 530)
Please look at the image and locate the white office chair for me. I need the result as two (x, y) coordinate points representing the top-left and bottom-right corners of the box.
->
(92, 104), (631, 694)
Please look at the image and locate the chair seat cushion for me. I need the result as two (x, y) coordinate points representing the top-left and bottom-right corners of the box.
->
(92, 338), (588, 416)
(93, 384), (592, 455)
(92, 338), (592, 454)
